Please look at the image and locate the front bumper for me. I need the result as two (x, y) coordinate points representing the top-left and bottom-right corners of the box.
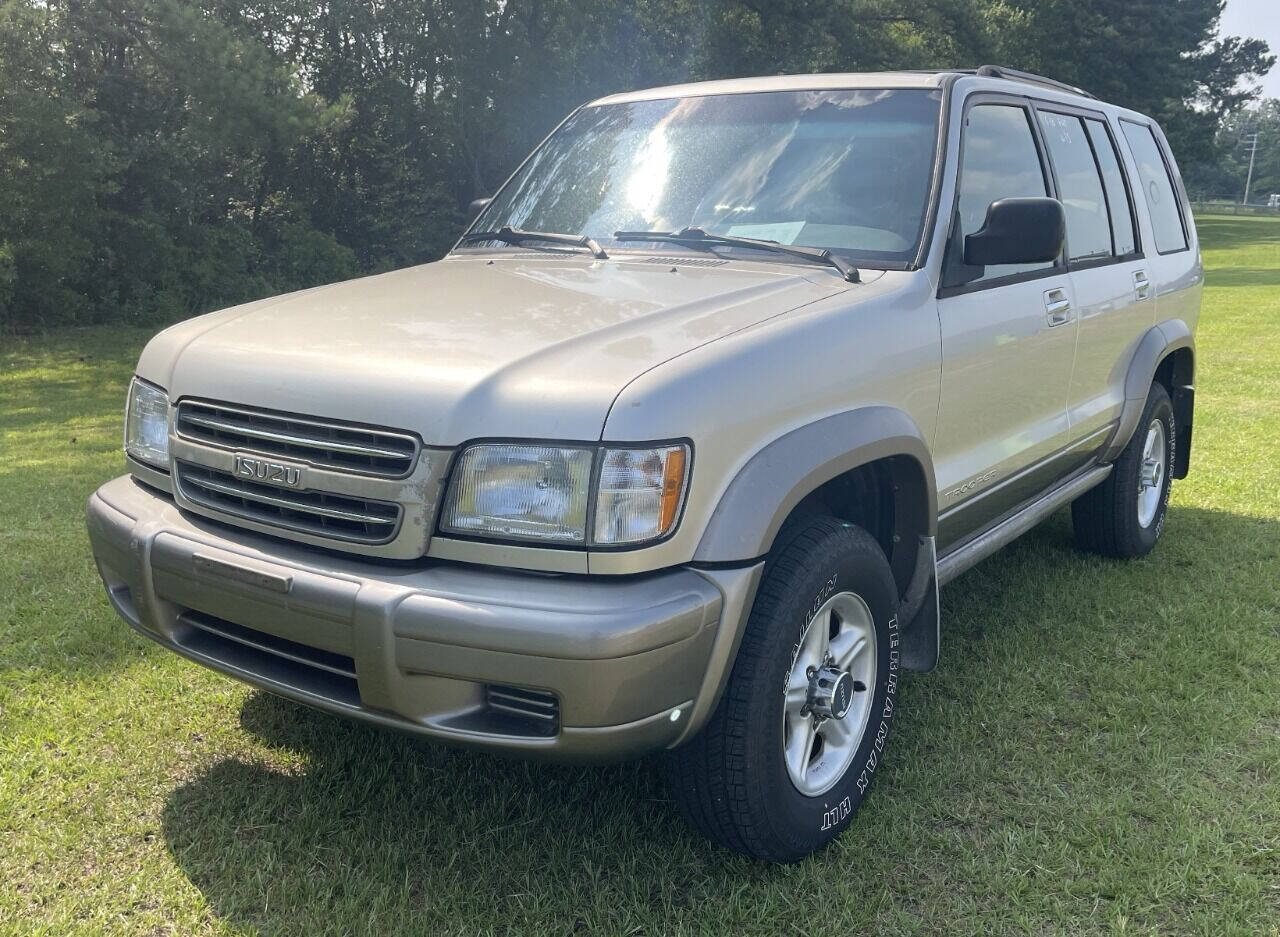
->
(86, 475), (760, 762)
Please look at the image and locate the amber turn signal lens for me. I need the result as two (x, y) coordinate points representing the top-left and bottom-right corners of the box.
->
(658, 445), (687, 534)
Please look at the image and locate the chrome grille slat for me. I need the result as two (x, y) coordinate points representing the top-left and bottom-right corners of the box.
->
(181, 472), (396, 525)
(176, 400), (419, 478)
(180, 413), (411, 461)
(176, 462), (401, 545)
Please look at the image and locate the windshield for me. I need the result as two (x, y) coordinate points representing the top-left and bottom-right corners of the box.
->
(465, 88), (943, 268)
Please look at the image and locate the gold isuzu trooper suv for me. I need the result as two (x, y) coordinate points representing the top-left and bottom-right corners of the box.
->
(87, 65), (1201, 861)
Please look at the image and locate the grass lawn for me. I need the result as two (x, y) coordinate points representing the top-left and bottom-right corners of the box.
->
(2, 215), (1278, 936)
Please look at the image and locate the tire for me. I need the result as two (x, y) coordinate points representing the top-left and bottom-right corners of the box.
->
(1072, 381), (1175, 558)
(664, 517), (901, 862)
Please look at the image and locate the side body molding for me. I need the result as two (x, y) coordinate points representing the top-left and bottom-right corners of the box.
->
(1100, 319), (1195, 466)
(694, 406), (938, 563)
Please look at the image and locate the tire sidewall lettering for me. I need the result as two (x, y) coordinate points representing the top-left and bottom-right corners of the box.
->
(853, 615), (897, 799)
(1153, 411), (1174, 540)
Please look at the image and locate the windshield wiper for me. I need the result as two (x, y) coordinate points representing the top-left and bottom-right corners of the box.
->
(459, 225), (608, 259)
(613, 226), (859, 282)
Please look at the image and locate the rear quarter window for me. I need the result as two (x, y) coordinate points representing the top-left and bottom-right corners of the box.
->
(1120, 121), (1188, 253)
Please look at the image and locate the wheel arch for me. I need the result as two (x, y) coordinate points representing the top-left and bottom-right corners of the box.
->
(1103, 320), (1195, 476)
(695, 406), (937, 581)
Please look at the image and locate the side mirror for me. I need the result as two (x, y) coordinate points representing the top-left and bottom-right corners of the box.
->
(466, 197), (492, 225)
(963, 197), (1065, 267)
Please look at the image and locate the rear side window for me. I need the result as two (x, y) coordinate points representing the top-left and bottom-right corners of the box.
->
(955, 104), (1053, 283)
(1121, 121), (1188, 253)
(1084, 119), (1137, 256)
(1037, 112), (1111, 262)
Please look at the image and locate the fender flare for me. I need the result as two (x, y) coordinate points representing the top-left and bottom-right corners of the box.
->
(1100, 320), (1195, 464)
(694, 406), (940, 674)
(694, 406), (937, 563)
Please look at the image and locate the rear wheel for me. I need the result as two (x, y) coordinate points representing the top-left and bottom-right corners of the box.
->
(664, 517), (900, 862)
(1072, 381), (1175, 558)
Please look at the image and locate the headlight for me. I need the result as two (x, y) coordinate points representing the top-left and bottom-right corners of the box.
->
(440, 441), (690, 548)
(124, 377), (170, 469)
(441, 444), (595, 543)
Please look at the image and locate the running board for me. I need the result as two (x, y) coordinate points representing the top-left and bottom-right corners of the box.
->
(936, 464), (1111, 587)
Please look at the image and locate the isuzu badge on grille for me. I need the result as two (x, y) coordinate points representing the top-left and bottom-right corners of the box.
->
(233, 453), (305, 489)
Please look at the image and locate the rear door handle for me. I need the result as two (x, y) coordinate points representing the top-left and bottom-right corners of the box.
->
(1044, 288), (1072, 326)
(1133, 270), (1151, 300)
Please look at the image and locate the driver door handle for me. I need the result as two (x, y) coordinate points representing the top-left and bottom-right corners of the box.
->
(1044, 288), (1072, 327)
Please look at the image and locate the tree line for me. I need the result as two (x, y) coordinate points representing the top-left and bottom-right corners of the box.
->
(0, 0), (1272, 332)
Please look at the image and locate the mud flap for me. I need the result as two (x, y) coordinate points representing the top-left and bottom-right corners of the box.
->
(898, 536), (940, 673)
(1171, 384), (1194, 479)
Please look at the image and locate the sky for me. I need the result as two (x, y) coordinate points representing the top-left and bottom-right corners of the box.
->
(1221, 0), (1280, 99)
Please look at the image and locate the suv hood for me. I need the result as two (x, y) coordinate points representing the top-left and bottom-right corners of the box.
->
(139, 254), (849, 443)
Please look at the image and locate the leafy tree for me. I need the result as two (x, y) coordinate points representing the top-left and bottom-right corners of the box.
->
(989, 0), (1274, 165)
(1, 0), (356, 330)
(0, 0), (1273, 333)
(0, 1), (104, 328)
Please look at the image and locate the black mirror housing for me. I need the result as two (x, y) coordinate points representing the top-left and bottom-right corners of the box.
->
(466, 197), (492, 225)
(963, 197), (1065, 267)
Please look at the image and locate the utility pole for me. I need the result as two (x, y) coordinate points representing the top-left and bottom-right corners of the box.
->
(1242, 132), (1260, 206)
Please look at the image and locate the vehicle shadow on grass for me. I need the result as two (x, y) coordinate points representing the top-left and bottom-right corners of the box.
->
(159, 504), (1279, 935)
(161, 702), (737, 934)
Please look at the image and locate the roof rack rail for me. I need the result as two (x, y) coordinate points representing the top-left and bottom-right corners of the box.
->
(969, 65), (1095, 99)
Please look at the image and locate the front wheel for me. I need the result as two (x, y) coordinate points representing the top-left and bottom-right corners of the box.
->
(664, 517), (901, 862)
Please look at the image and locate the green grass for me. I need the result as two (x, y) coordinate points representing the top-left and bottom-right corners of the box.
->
(2, 216), (1278, 936)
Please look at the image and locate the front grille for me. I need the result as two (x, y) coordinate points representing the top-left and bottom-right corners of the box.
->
(176, 400), (419, 478)
(176, 461), (401, 544)
(484, 684), (559, 737)
(177, 610), (360, 707)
